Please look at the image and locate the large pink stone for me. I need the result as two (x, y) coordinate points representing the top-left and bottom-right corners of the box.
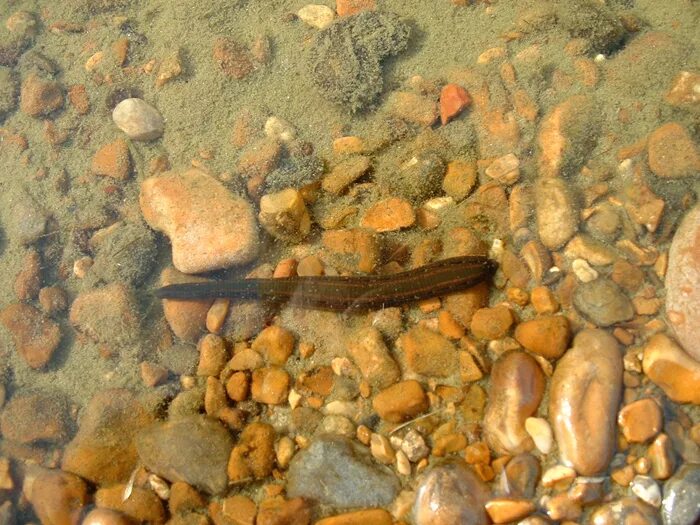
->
(666, 205), (700, 362)
(140, 168), (259, 273)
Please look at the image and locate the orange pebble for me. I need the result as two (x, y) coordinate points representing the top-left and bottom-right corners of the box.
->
(439, 83), (471, 125)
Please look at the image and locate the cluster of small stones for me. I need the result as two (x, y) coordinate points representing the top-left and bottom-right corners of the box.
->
(0, 1), (698, 525)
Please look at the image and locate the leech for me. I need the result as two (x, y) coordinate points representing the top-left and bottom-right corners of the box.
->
(154, 255), (496, 311)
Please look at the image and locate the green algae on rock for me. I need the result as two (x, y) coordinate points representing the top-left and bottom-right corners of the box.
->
(308, 11), (410, 112)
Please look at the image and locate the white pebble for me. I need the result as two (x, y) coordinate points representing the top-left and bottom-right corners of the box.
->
(572, 258), (598, 282)
(112, 98), (164, 141)
(541, 464), (576, 488)
(288, 388), (302, 409)
(297, 4), (335, 29)
(525, 416), (553, 454)
(631, 475), (661, 507)
(323, 400), (358, 418)
(264, 116), (296, 143)
(395, 450), (411, 476)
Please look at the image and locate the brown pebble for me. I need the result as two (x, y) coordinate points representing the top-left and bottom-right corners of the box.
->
(315, 508), (392, 525)
(514, 315), (571, 359)
(20, 73), (63, 117)
(372, 380), (428, 423)
(91, 139), (131, 180)
(346, 327), (400, 389)
(140, 361), (168, 387)
(38, 286), (68, 314)
(197, 334), (228, 376)
(336, 0), (376, 16)
(256, 496), (311, 525)
(94, 484), (165, 523)
(213, 37), (255, 79)
(647, 433), (675, 480)
(322, 156), (371, 195)
(442, 159), (478, 201)
(29, 469), (88, 525)
(227, 422), (276, 482)
(206, 298), (230, 334)
(13, 248), (41, 300)
(642, 333), (700, 404)
(297, 254), (324, 276)
(485, 497), (536, 524)
(226, 372), (249, 402)
(159, 267), (213, 342)
(82, 508), (133, 525)
(68, 84), (90, 114)
(387, 91), (438, 127)
(220, 494), (257, 525)
(361, 197), (415, 232)
(0, 303), (61, 369)
(617, 398), (663, 443)
(440, 83), (471, 126)
(169, 482), (206, 514)
(470, 305), (514, 340)
(647, 122), (700, 179)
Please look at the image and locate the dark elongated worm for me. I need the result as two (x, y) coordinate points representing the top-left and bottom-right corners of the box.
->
(154, 255), (496, 311)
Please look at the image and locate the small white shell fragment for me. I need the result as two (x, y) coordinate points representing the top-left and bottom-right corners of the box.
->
(525, 416), (553, 454)
(631, 475), (662, 507)
(112, 98), (164, 141)
(264, 116), (296, 143)
(297, 4), (335, 29)
(572, 258), (599, 282)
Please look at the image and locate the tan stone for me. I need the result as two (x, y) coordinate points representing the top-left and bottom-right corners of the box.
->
(322, 156), (371, 195)
(372, 380), (428, 423)
(252, 325), (295, 365)
(259, 188), (311, 242)
(221, 494), (256, 525)
(315, 509), (392, 525)
(20, 73), (63, 117)
(484, 351), (545, 455)
(91, 139), (131, 180)
(0, 303), (61, 369)
(256, 497), (311, 525)
(336, 0), (376, 16)
(197, 334), (228, 376)
(400, 326), (457, 377)
(642, 333), (700, 404)
(550, 329), (622, 475)
(251, 367), (290, 405)
(442, 159), (477, 201)
(648, 122), (700, 178)
(485, 497), (536, 524)
(470, 305), (513, 340)
(225, 372), (249, 402)
(387, 91), (438, 127)
(617, 398), (663, 443)
(30, 469), (88, 525)
(227, 422), (276, 482)
(346, 327), (400, 389)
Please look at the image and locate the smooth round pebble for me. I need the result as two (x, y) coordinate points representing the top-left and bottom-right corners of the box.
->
(112, 98), (164, 141)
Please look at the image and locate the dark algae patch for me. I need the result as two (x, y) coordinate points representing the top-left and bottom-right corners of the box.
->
(308, 11), (410, 112)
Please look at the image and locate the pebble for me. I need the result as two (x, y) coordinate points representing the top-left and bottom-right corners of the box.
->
(287, 435), (399, 508)
(251, 367), (290, 404)
(661, 464), (699, 525)
(256, 497), (311, 525)
(197, 334), (228, 376)
(69, 283), (140, 345)
(549, 329), (622, 475)
(297, 4), (335, 29)
(94, 484), (165, 523)
(91, 139), (131, 180)
(112, 98), (164, 140)
(647, 122), (700, 179)
(360, 197), (415, 232)
(470, 305), (514, 340)
(485, 153), (520, 185)
(89, 221), (157, 286)
(29, 469), (88, 525)
(0, 303), (61, 369)
(372, 380), (428, 423)
(413, 459), (490, 525)
(258, 188), (311, 242)
(3, 188), (47, 245)
(665, 205), (700, 361)
(1, 392), (70, 444)
(140, 168), (259, 273)
(227, 422), (275, 482)
(535, 177), (578, 249)
(439, 83), (471, 125)
(315, 509), (392, 525)
(401, 430), (429, 462)
(642, 333), (700, 404)
(617, 398), (663, 443)
(590, 497), (660, 525)
(387, 91), (438, 127)
(631, 475), (662, 508)
(501, 453), (541, 498)
(665, 71), (700, 106)
(322, 155), (371, 195)
(573, 277), (634, 327)
(62, 389), (153, 485)
(19, 73), (63, 117)
(541, 464), (576, 489)
(484, 351), (545, 455)
(514, 315), (571, 359)
(159, 267), (212, 342)
(572, 258), (599, 282)
(252, 325), (295, 365)
(524, 417), (553, 454)
(537, 95), (600, 178)
(400, 325), (457, 377)
(264, 116), (296, 143)
(346, 327), (400, 388)
(336, 0), (376, 16)
(136, 415), (233, 494)
(82, 508), (134, 525)
(485, 497), (536, 524)
(442, 159), (478, 201)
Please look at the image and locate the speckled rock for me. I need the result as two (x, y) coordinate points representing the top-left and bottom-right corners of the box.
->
(135, 415), (233, 495)
(414, 459), (490, 525)
(484, 351), (545, 455)
(1, 392), (71, 444)
(69, 283), (140, 346)
(140, 168), (259, 273)
(112, 97), (164, 141)
(287, 434), (400, 508)
(308, 11), (409, 111)
(666, 205), (700, 361)
(62, 389), (153, 485)
(661, 464), (699, 525)
(573, 277), (634, 327)
(550, 329), (622, 476)
(535, 177), (578, 249)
